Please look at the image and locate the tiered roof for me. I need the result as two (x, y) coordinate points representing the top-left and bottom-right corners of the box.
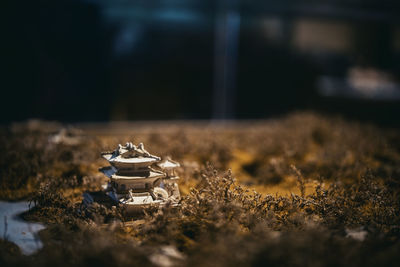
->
(157, 157), (180, 169)
(100, 142), (166, 181)
(98, 141), (181, 211)
(101, 142), (161, 170)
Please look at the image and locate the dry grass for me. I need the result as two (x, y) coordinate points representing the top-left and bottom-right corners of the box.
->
(1, 112), (400, 266)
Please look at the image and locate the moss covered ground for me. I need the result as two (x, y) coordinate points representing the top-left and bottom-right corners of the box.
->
(1, 112), (400, 266)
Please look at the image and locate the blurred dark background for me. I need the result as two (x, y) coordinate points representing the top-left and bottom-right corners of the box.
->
(3, 0), (400, 125)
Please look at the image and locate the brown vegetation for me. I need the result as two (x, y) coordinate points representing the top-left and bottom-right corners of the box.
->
(1, 112), (400, 266)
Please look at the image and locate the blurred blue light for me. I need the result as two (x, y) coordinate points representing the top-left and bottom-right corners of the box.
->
(113, 25), (143, 57)
(104, 7), (202, 24)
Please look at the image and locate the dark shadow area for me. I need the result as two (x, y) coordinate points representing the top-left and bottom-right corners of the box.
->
(3, 0), (400, 126)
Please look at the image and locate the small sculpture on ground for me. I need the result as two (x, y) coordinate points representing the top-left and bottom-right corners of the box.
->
(98, 142), (181, 212)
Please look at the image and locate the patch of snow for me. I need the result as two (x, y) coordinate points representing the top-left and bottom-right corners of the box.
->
(0, 201), (45, 255)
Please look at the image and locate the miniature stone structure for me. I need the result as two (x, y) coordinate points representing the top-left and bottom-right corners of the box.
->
(99, 142), (180, 212)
